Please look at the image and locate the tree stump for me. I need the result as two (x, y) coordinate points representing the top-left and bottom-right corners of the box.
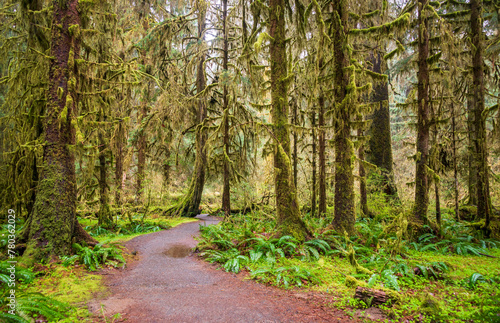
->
(354, 287), (395, 306)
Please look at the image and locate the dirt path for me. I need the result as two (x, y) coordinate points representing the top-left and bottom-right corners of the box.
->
(91, 215), (360, 322)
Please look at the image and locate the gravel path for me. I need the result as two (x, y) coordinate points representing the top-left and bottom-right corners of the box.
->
(91, 215), (359, 323)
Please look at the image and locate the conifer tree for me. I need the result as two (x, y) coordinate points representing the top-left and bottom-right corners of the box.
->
(269, 0), (309, 241)
(23, 0), (96, 262)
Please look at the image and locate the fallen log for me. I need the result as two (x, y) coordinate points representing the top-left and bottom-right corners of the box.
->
(354, 287), (397, 306)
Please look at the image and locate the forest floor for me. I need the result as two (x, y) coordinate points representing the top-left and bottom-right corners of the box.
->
(89, 214), (365, 322)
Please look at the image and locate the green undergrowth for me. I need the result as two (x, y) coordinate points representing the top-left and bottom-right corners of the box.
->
(196, 210), (500, 322)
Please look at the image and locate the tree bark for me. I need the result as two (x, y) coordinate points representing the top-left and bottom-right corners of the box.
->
(136, 87), (148, 204)
(293, 100), (298, 189)
(358, 124), (369, 216)
(222, 0), (231, 219)
(318, 93), (326, 216)
(470, 0), (491, 233)
(366, 53), (398, 197)
(467, 95), (478, 205)
(98, 126), (112, 228)
(23, 0), (87, 262)
(270, 0), (309, 241)
(413, 0), (431, 227)
(452, 103), (460, 220)
(311, 111), (317, 217)
(115, 121), (124, 205)
(332, 0), (355, 235)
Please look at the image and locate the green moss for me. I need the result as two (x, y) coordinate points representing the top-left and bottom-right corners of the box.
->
(345, 275), (367, 288)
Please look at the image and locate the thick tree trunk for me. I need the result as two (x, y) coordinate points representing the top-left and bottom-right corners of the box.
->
(332, 0), (355, 235)
(470, 0), (491, 233)
(366, 54), (397, 197)
(413, 0), (431, 228)
(311, 111), (317, 217)
(270, 0), (309, 241)
(222, 0), (231, 219)
(23, 0), (93, 262)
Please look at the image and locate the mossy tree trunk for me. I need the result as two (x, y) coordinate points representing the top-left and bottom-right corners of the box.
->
(135, 4), (151, 205)
(451, 103), (460, 220)
(413, 0), (431, 228)
(318, 82), (327, 216)
(470, 0), (491, 233)
(332, 0), (355, 235)
(357, 123), (369, 217)
(23, 0), (97, 262)
(293, 99), (298, 189)
(98, 121), (112, 228)
(311, 110), (317, 217)
(467, 95), (478, 205)
(167, 2), (208, 217)
(366, 53), (397, 198)
(222, 0), (231, 219)
(136, 84), (149, 204)
(269, 0), (309, 241)
(115, 121), (125, 205)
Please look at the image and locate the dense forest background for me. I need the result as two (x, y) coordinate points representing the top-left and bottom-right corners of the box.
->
(0, 0), (499, 321)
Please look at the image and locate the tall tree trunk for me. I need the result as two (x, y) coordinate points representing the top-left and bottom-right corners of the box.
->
(293, 100), (298, 188)
(413, 0), (431, 227)
(98, 126), (112, 228)
(467, 95), (478, 205)
(222, 0), (231, 218)
(270, 0), (309, 241)
(23, 0), (97, 262)
(115, 122), (124, 205)
(332, 0), (355, 235)
(452, 103), (460, 220)
(366, 53), (397, 197)
(435, 181), (441, 226)
(136, 87), (148, 204)
(358, 124), (369, 216)
(136, 6), (151, 205)
(311, 111), (317, 217)
(318, 89), (327, 216)
(167, 2), (208, 217)
(470, 0), (491, 233)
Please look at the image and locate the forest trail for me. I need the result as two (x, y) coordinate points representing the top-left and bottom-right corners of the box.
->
(90, 214), (360, 323)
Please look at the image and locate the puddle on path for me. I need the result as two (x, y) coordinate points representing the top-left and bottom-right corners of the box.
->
(163, 244), (192, 258)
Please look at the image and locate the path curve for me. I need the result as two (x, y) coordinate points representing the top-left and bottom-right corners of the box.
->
(92, 215), (358, 322)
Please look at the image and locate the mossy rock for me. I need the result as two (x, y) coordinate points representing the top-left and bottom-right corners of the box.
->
(459, 205), (477, 221)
